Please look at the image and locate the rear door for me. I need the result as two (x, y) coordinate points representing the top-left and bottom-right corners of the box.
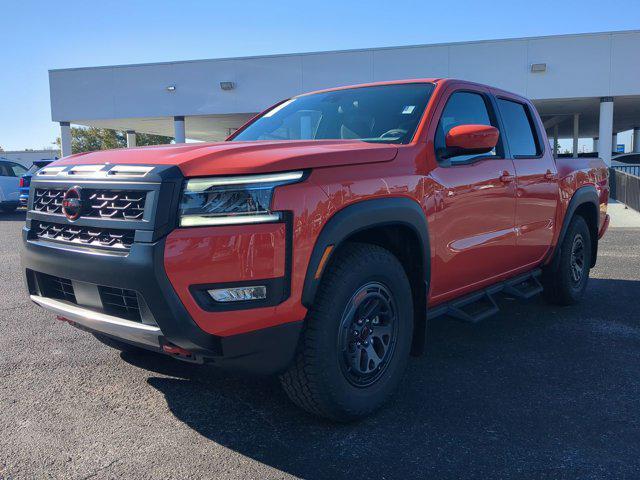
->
(428, 87), (519, 300)
(494, 96), (559, 267)
(0, 161), (22, 203)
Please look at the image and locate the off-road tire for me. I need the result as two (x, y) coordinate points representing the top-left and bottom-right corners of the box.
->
(280, 243), (413, 422)
(543, 215), (592, 305)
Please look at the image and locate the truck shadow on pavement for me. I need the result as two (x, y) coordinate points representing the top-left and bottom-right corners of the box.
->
(0, 210), (26, 222)
(124, 277), (640, 479)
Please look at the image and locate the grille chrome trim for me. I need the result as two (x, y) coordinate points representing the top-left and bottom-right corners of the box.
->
(33, 189), (64, 214)
(33, 188), (147, 221)
(35, 221), (135, 250)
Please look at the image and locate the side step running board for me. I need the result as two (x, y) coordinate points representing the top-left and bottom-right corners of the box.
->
(429, 269), (543, 324)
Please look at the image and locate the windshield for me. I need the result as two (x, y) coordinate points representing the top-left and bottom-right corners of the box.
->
(27, 160), (53, 173)
(231, 83), (434, 145)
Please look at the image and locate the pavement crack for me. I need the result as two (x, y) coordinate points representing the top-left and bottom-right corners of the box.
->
(0, 303), (34, 312)
(80, 459), (118, 480)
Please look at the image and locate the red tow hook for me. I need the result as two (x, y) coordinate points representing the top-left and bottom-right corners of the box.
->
(56, 315), (75, 325)
(162, 342), (193, 358)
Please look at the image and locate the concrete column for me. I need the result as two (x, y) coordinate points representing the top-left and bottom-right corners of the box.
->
(612, 133), (618, 153)
(572, 114), (579, 158)
(633, 127), (640, 153)
(126, 130), (136, 148)
(60, 122), (72, 157)
(598, 97), (614, 165)
(553, 125), (559, 157)
(174, 116), (185, 143)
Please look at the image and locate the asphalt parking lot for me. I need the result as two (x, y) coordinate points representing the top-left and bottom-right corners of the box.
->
(1, 209), (639, 480)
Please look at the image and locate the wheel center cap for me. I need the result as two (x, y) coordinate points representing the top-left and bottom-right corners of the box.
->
(359, 325), (372, 342)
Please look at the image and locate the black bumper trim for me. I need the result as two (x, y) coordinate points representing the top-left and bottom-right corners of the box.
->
(22, 230), (302, 375)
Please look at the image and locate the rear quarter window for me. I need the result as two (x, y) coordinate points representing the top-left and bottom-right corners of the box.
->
(497, 99), (541, 157)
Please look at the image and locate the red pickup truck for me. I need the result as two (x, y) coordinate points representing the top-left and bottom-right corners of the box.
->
(23, 79), (609, 421)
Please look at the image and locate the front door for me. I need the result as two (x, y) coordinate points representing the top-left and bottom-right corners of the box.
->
(428, 89), (519, 301)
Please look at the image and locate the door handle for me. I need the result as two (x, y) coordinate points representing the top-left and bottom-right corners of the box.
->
(499, 171), (515, 183)
(544, 169), (557, 180)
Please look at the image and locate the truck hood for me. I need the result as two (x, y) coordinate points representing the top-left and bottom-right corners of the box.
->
(53, 140), (398, 177)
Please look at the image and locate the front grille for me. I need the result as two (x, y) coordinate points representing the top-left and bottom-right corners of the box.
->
(33, 188), (146, 220)
(38, 273), (76, 303)
(99, 286), (142, 322)
(36, 221), (135, 250)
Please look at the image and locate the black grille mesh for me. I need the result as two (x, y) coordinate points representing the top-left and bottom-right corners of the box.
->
(38, 273), (76, 303)
(36, 222), (134, 250)
(36, 273), (143, 323)
(33, 188), (146, 220)
(98, 286), (142, 322)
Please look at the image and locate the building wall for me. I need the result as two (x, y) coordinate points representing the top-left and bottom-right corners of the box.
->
(1, 150), (60, 167)
(49, 30), (640, 123)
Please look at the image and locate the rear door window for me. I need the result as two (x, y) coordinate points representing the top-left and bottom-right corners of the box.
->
(0, 162), (12, 177)
(497, 99), (541, 157)
(10, 163), (27, 176)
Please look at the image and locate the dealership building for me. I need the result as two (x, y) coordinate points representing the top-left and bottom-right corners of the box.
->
(49, 30), (640, 165)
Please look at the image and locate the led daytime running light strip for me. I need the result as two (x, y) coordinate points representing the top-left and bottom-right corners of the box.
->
(185, 171), (304, 192)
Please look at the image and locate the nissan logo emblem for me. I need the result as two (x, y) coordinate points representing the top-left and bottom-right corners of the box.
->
(62, 187), (83, 221)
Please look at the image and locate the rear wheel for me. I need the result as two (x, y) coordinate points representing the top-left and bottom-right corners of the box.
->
(280, 243), (413, 422)
(543, 215), (592, 305)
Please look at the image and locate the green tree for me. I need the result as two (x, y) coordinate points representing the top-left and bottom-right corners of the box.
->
(55, 127), (173, 154)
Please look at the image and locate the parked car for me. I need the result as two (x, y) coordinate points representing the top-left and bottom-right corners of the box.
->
(22, 79), (610, 421)
(19, 159), (56, 206)
(611, 152), (640, 165)
(0, 159), (28, 213)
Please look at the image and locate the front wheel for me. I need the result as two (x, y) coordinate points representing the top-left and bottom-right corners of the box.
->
(280, 243), (413, 422)
(543, 215), (592, 305)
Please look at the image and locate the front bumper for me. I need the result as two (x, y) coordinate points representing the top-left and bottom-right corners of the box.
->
(22, 231), (302, 375)
(31, 295), (163, 348)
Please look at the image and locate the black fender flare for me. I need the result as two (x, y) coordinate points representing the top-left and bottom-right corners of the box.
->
(550, 185), (599, 270)
(301, 197), (431, 308)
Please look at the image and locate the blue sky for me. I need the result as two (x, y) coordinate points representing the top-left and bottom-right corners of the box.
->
(1, 0), (638, 151)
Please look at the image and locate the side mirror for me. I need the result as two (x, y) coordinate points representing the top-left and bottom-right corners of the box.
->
(443, 124), (499, 159)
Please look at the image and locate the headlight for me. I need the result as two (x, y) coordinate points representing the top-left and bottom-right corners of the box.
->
(179, 171), (304, 227)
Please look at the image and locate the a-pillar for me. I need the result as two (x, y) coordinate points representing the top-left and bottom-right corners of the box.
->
(598, 97), (614, 165)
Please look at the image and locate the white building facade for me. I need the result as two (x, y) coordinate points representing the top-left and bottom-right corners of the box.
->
(1, 149), (59, 168)
(49, 30), (640, 164)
